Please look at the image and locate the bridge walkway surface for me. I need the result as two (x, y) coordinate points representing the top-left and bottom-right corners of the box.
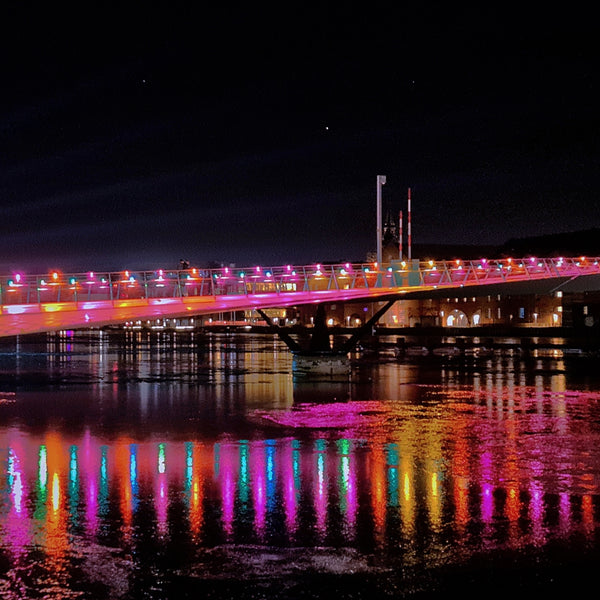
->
(2, 257), (600, 337)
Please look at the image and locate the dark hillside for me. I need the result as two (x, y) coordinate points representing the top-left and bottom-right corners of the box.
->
(412, 229), (600, 261)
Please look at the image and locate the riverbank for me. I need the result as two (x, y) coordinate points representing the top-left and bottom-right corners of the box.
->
(219, 323), (600, 350)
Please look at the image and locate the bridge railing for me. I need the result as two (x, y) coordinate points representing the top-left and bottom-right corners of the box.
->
(1, 257), (599, 307)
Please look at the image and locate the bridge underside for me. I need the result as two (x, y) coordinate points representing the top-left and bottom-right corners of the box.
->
(1, 274), (599, 337)
(0, 288), (399, 337)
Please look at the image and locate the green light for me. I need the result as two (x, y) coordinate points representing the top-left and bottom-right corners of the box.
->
(38, 445), (47, 492)
(158, 443), (166, 474)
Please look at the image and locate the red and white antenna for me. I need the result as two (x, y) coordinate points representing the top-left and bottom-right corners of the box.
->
(399, 210), (403, 259)
(407, 187), (412, 260)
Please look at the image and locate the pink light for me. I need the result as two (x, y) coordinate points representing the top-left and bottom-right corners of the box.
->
(481, 483), (494, 523)
(156, 475), (168, 537)
(220, 443), (236, 539)
(314, 448), (328, 541)
(282, 443), (298, 538)
(251, 442), (267, 538)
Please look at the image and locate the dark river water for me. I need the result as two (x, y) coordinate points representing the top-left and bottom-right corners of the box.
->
(1, 330), (600, 599)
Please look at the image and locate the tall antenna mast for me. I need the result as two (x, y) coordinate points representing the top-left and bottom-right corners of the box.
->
(376, 175), (386, 264)
(407, 187), (412, 260)
(399, 210), (403, 259)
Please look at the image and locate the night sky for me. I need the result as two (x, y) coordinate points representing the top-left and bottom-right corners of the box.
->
(1, 5), (598, 274)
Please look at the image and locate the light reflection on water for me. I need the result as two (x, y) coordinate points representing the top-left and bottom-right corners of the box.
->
(1, 331), (600, 598)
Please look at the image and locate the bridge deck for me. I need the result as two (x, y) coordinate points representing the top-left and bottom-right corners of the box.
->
(1, 257), (599, 336)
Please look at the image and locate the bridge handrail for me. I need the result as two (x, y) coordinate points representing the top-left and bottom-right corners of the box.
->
(1, 256), (599, 306)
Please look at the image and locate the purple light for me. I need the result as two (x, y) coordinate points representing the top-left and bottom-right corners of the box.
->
(251, 443), (267, 538)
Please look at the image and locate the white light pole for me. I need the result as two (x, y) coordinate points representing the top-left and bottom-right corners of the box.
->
(376, 175), (386, 264)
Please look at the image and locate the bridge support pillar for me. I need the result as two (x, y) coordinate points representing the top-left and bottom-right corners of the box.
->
(258, 300), (396, 356)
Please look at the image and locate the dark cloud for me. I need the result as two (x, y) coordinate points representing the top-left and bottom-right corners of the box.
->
(1, 5), (598, 274)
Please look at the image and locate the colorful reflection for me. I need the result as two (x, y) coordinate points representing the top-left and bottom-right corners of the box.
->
(2, 387), (600, 566)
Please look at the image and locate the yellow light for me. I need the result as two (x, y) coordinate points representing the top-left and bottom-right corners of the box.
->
(43, 305), (62, 312)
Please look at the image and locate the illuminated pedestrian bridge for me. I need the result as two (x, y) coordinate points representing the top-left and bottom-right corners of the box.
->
(1, 256), (600, 337)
